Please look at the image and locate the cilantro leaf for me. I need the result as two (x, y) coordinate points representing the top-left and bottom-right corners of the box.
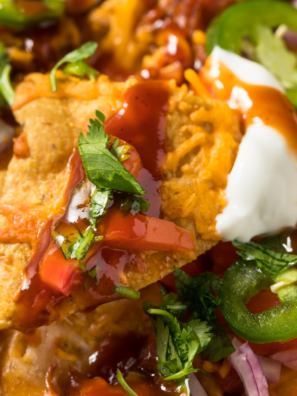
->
(0, 43), (14, 106)
(174, 267), (220, 322)
(52, 222), (82, 260)
(89, 187), (113, 229)
(173, 267), (234, 362)
(69, 228), (94, 261)
(143, 282), (212, 383)
(233, 239), (297, 278)
(120, 195), (150, 214)
(78, 110), (146, 195)
(253, 25), (297, 107)
(79, 261), (98, 280)
(50, 41), (98, 92)
(63, 60), (98, 81)
(144, 304), (211, 381)
(143, 265), (234, 384)
(53, 225), (94, 262)
(201, 319), (235, 362)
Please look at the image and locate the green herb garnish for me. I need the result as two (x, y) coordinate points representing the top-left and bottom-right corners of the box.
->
(53, 110), (149, 283)
(117, 370), (139, 396)
(114, 286), (140, 301)
(233, 240), (297, 278)
(0, 0), (65, 30)
(143, 300), (211, 381)
(0, 43), (14, 106)
(120, 195), (150, 214)
(63, 59), (98, 81)
(78, 110), (146, 195)
(110, 138), (131, 162)
(173, 268), (234, 362)
(50, 41), (98, 92)
(142, 267), (234, 384)
(70, 228), (94, 261)
(89, 187), (113, 229)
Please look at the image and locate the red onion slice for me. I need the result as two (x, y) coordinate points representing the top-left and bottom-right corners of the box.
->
(271, 349), (297, 370)
(284, 30), (297, 50)
(257, 355), (281, 383)
(232, 338), (281, 383)
(188, 373), (208, 396)
(0, 119), (14, 154)
(228, 342), (269, 396)
(232, 337), (243, 350)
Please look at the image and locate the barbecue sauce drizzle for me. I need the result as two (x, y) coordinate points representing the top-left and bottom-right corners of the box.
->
(14, 81), (169, 329)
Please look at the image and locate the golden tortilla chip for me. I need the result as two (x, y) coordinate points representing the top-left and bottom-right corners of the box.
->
(0, 72), (241, 329)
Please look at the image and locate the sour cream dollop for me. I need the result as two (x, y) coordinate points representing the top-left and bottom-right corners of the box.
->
(202, 46), (297, 242)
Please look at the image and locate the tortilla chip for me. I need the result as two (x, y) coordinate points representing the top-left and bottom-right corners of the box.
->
(0, 73), (241, 329)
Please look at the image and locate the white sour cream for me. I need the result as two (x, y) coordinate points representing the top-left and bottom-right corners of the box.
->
(216, 124), (297, 242)
(209, 46), (284, 92)
(208, 47), (297, 242)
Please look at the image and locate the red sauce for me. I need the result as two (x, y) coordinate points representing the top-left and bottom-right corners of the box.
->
(105, 81), (169, 217)
(68, 375), (184, 396)
(66, 332), (184, 396)
(201, 59), (297, 155)
(14, 81), (170, 329)
(86, 333), (150, 382)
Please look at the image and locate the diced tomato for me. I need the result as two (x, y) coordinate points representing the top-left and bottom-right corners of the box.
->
(39, 242), (79, 296)
(109, 136), (142, 178)
(100, 208), (195, 252)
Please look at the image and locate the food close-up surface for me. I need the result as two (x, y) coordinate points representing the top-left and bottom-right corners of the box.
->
(2, 0), (297, 395)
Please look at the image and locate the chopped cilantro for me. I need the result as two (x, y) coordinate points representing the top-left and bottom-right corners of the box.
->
(0, 43), (14, 106)
(114, 286), (140, 301)
(120, 195), (150, 214)
(173, 268), (234, 362)
(78, 110), (146, 195)
(117, 370), (139, 396)
(50, 41), (98, 92)
(53, 110), (148, 286)
(110, 138), (131, 162)
(63, 59), (98, 81)
(233, 239), (297, 278)
(143, 300), (212, 381)
(69, 228), (94, 261)
(143, 266), (234, 384)
(89, 187), (113, 229)
(79, 261), (98, 280)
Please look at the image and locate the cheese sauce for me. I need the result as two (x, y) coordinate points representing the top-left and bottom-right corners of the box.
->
(201, 46), (297, 242)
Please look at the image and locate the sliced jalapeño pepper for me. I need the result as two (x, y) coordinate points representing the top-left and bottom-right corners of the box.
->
(0, 0), (65, 30)
(206, 0), (297, 55)
(219, 231), (297, 343)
